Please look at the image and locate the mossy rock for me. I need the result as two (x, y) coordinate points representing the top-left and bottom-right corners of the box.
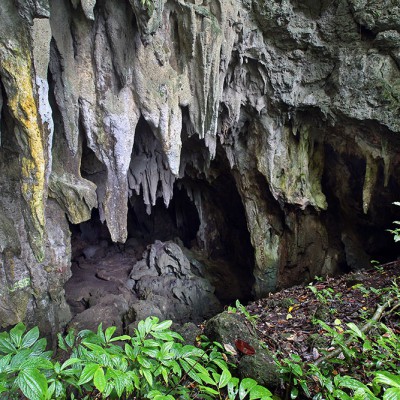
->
(204, 311), (279, 388)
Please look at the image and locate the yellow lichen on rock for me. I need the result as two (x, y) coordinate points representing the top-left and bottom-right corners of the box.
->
(1, 50), (46, 260)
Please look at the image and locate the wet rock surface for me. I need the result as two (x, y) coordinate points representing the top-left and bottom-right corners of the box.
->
(65, 238), (223, 332)
(0, 0), (399, 331)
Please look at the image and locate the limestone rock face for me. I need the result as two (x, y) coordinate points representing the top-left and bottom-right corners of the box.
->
(0, 0), (399, 331)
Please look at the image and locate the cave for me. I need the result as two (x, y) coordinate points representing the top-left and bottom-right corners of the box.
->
(65, 121), (256, 331)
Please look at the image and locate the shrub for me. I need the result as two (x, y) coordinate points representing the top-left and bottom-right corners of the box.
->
(0, 317), (273, 399)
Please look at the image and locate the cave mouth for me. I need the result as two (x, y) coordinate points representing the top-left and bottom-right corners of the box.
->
(65, 175), (255, 331)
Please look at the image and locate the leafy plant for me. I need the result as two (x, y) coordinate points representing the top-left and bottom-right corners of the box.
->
(0, 318), (273, 400)
(227, 300), (259, 327)
(387, 202), (400, 242)
(0, 322), (53, 400)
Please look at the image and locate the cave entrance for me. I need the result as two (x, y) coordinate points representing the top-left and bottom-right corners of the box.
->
(65, 112), (255, 332)
(65, 173), (254, 332)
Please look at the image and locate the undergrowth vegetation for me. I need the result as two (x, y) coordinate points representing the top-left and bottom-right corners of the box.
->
(0, 317), (271, 400)
(276, 279), (400, 399)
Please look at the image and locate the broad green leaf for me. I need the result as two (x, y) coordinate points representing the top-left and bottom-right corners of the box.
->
(0, 354), (11, 371)
(10, 323), (26, 347)
(10, 348), (32, 368)
(290, 363), (303, 377)
(109, 335), (131, 342)
(290, 386), (299, 399)
(31, 338), (47, 356)
(142, 368), (153, 386)
(77, 363), (99, 385)
(219, 368), (232, 388)
(138, 320), (146, 339)
(152, 320), (173, 331)
(46, 381), (55, 400)
(375, 372), (400, 389)
(142, 347), (158, 358)
(0, 335), (16, 354)
(249, 385), (273, 400)
(21, 327), (39, 349)
(114, 374), (125, 398)
(104, 326), (116, 343)
(151, 331), (176, 341)
(57, 333), (67, 351)
(93, 367), (106, 392)
(144, 317), (154, 334)
(198, 371), (217, 385)
(125, 343), (135, 359)
(82, 341), (105, 353)
(61, 358), (81, 370)
(20, 357), (53, 370)
(228, 377), (240, 399)
(97, 323), (105, 343)
(16, 367), (47, 400)
(180, 359), (202, 384)
(54, 381), (64, 398)
(339, 375), (373, 391)
(199, 385), (220, 395)
(144, 339), (162, 348)
(239, 378), (258, 400)
(346, 323), (364, 339)
(332, 389), (352, 400)
(65, 330), (76, 348)
(137, 354), (152, 368)
(161, 366), (169, 384)
(383, 387), (400, 400)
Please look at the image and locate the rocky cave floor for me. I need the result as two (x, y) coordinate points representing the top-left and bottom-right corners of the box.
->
(64, 235), (400, 396)
(239, 260), (400, 392)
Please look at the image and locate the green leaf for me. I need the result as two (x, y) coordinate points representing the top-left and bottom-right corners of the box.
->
(152, 320), (173, 331)
(104, 326), (116, 343)
(10, 322), (26, 347)
(10, 348), (32, 368)
(93, 367), (106, 392)
(20, 357), (53, 370)
(199, 385), (220, 395)
(346, 323), (364, 339)
(65, 329), (76, 348)
(339, 376), (375, 395)
(142, 368), (153, 386)
(31, 338), (47, 356)
(138, 320), (146, 339)
(46, 381), (55, 400)
(219, 368), (232, 388)
(57, 333), (67, 351)
(77, 363), (99, 385)
(125, 343), (135, 359)
(228, 377), (240, 399)
(21, 327), (40, 349)
(60, 358), (81, 370)
(137, 354), (152, 368)
(144, 317), (155, 334)
(0, 353), (11, 371)
(198, 371), (217, 385)
(54, 381), (64, 398)
(383, 387), (400, 400)
(239, 378), (258, 399)
(109, 335), (131, 342)
(0, 334), (17, 354)
(290, 363), (303, 377)
(96, 323), (105, 343)
(375, 372), (400, 389)
(290, 386), (299, 399)
(16, 367), (48, 400)
(250, 385), (273, 400)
